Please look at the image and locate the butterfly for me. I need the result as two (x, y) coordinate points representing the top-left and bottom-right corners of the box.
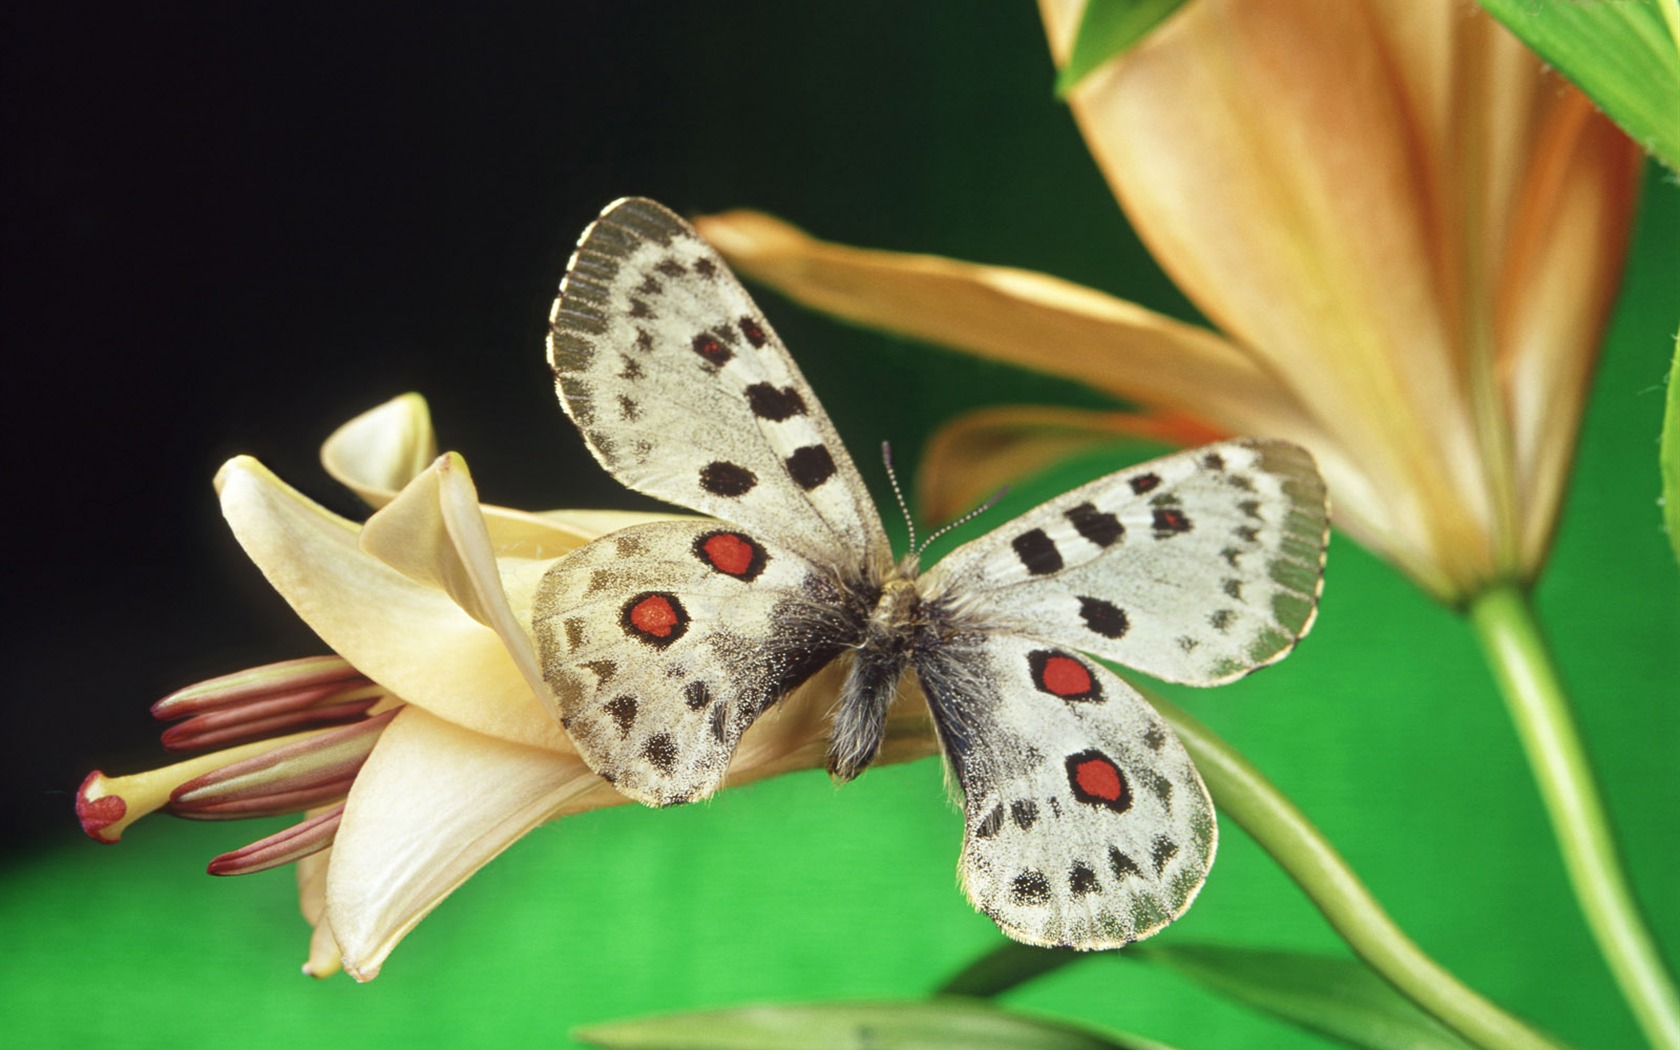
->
(534, 198), (1329, 949)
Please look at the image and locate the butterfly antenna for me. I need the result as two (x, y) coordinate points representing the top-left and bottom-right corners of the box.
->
(918, 486), (1010, 555)
(881, 442), (917, 553)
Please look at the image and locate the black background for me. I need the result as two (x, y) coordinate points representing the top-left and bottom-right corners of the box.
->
(4, 3), (1150, 848)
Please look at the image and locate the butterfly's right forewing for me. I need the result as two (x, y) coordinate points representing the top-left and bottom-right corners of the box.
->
(549, 197), (886, 566)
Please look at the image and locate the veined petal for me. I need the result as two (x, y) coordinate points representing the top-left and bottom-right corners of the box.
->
(692, 208), (1322, 442)
(915, 404), (1225, 523)
(322, 393), (611, 559)
(321, 393), (437, 510)
(326, 705), (620, 981)
(215, 456), (568, 752)
(1495, 96), (1643, 572)
(1052, 0), (1499, 593)
(360, 453), (552, 719)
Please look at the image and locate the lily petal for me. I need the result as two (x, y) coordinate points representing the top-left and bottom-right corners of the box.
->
(1495, 97), (1642, 569)
(323, 393), (616, 559)
(325, 705), (618, 981)
(297, 849), (342, 978)
(215, 456), (568, 752)
(692, 208), (1323, 443)
(320, 393), (438, 509)
(915, 404), (1224, 523)
(361, 452), (555, 719)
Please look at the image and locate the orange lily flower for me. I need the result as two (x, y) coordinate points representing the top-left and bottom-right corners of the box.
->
(695, 0), (1643, 604)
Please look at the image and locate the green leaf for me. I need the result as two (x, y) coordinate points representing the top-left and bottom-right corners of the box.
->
(1129, 943), (1474, 1050)
(574, 1000), (1176, 1050)
(936, 942), (1082, 998)
(1474, 0), (1680, 172)
(1663, 331), (1680, 567)
(1055, 0), (1193, 96)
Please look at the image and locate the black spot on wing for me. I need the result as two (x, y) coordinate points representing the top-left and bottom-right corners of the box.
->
(1109, 846), (1141, 881)
(692, 332), (732, 365)
(1065, 502), (1123, 547)
(700, 461), (757, 497)
(975, 804), (1004, 839)
(785, 445), (836, 490)
(1150, 835), (1179, 876)
(684, 680), (712, 711)
(1130, 473), (1161, 495)
(642, 732), (678, 774)
(605, 695), (637, 738)
(1077, 597), (1129, 639)
(739, 316), (768, 347)
(1011, 870), (1051, 905)
(1011, 529), (1063, 575)
(1009, 800), (1039, 830)
(1152, 508), (1192, 536)
(746, 383), (807, 421)
(1069, 863), (1100, 895)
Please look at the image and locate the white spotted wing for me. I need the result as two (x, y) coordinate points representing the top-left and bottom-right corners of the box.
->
(917, 634), (1214, 948)
(548, 197), (888, 566)
(535, 198), (1330, 950)
(923, 439), (1327, 685)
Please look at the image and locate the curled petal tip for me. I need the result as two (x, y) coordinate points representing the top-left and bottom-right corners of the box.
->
(212, 454), (265, 495)
(76, 771), (127, 843)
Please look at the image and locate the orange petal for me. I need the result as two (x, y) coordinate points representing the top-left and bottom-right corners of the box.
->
(916, 405), (1223, 524)
(692, 209), (1317, 441)
(1494, 95), (1643, 572)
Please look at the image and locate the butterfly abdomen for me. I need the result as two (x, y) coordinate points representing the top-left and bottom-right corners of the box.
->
(827, 573), (926, 782)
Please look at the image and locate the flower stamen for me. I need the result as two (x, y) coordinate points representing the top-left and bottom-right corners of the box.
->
(207, 805), (345, 876)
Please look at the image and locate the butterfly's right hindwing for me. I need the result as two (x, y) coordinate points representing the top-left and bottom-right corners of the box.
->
(549, 197), (886, 566)
(917, 633), (1215, 949)
(533, 519), (849, 806)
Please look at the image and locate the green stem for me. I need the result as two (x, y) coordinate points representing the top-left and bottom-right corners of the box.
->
(1468, 583), (1680, 1050)
(1153, 694), (1562, 1050)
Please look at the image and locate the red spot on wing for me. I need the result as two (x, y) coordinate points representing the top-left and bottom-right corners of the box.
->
(1041, 655), (1091, 697)
(703, 534), (753, 576)
(629, 595), (681, 638)
(1075, 757), (1123, 802)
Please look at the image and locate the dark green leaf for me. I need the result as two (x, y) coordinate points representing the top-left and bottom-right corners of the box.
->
(1129, 943), (1474, 1050)
(936, 942), (1082, 997)
(574, 1000), (1175, 1050)
(1663, 332), (1680, 567)
(1055, 0), (1194, 96)
(1474, 0), (1680, 171)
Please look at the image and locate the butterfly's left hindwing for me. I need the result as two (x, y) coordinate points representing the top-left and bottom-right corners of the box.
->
(916, 633), (1215, 949)
(533, 519), (851, 806)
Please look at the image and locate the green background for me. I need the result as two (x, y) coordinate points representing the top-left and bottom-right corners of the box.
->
(4, 4), (1677, 1047)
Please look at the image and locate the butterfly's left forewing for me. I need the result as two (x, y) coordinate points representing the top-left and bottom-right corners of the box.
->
(916, 634), (1214, 948)
(926, 439), (1328, 686)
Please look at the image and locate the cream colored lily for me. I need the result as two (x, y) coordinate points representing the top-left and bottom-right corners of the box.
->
(696, 0), (1643, 605)
(78, 394), (937, 981)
